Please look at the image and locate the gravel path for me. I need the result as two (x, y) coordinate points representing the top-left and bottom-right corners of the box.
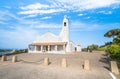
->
(0, 52), (119, 79)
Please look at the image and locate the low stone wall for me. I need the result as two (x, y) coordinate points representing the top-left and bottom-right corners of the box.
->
(0, 52), (27, 57)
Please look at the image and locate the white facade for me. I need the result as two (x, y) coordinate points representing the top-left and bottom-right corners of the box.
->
(28, 16), (81, 54)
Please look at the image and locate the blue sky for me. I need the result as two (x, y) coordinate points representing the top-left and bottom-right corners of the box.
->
(0, 0), (120, 49)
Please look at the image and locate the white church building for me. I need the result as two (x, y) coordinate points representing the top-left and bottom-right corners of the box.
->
(28, 16), (81, 54)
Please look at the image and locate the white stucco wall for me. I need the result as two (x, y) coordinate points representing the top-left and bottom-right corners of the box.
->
(76, 45), (82, 52)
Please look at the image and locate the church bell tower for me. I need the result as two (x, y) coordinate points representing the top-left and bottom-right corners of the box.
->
(60, 16), (70, 42)
(60, 16), (70, 52)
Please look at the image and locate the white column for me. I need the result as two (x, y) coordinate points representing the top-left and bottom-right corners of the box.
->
(35, 45), (37, 52)
(41, 45), (43, 52)
(63, 44), (66, 52)
(48, 45), (50, 51)
(55, 45), (57, 51)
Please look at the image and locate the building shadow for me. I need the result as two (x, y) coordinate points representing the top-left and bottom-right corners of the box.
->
(99, 57), (109, 64)
(101, 53), (109, 56)
(117, 62), (120, 69)
(99, 55), (110, 71)
(103, 66), (110, 71)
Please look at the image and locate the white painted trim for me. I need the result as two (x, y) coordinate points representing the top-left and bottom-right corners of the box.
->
(109, 72), (117, 79)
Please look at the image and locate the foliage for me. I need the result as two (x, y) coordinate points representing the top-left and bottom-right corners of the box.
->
(0, 49), (6, 52)
(106, 44), (120, 60)
(13, 49), (28, 53)
(104, 42), (112, 46)
(82, 48), (88, 52)
(0, 49), (12, 52)
(87, 44), (99, 50)
(104, 28), (120, 61)
(97, 47), (107, 51)
(85, 44), (106, 52)
(104, 28), (120, 38)
(113, 35), (120, 45)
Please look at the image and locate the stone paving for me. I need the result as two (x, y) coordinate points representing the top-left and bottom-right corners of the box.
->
(0, 52), (119, 79)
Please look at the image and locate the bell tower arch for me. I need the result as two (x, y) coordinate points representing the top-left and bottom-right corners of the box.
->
(60, 16), (71, 52)
(60, 16), (70, 42)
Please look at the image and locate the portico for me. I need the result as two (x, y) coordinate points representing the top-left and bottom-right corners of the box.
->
(29, 42), (67, 54)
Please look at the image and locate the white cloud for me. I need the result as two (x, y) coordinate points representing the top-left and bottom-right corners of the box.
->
(18, 2), (65, 15)
(87, 17), (90, 19)
(70, 21), (103, 31)
(0, 10), (61, 29)
(78, 14), (84, 16)
(71, 21), (85, 28)
(23, 14), (38, 18)
(4, 6), (11, 9)
(20, 3), (49, 10)
(30, 23), (61, 29)
(98, 11), (112, 14)
(41, 16), (52, 20)
(18, 0), (120, 15)
(0, 11), (8, 21)
(0, 10), (26, 22)
(70, 20), (120, 31)
(0, 11), (41, 25)
(56, 0), (120, 10)
(19, 9), (65, 15)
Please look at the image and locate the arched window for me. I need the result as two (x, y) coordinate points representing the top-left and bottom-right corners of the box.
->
(64, 22), (66, 26)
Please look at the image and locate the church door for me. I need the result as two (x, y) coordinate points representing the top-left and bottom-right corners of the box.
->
(75, 47), (77, 52)
(43, 46), (48, 52)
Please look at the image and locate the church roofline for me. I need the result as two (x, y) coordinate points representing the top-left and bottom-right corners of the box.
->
(32, 42), (67, 45)
(40, 32), (58, 38)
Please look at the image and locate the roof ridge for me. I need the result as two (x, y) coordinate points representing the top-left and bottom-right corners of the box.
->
(41, 32), (58, 38)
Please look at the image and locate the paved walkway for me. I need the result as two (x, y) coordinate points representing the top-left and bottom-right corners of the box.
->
(0, 52), (119, 79)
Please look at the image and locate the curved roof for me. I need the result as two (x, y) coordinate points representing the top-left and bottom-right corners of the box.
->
(34, 32), (62, 43)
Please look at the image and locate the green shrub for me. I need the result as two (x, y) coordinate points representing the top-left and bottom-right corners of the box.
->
(97, 47), (106, 51)
(82, 48), (88, 52)
(87, 44), (98, 50)
(106, 44), (120, 60)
